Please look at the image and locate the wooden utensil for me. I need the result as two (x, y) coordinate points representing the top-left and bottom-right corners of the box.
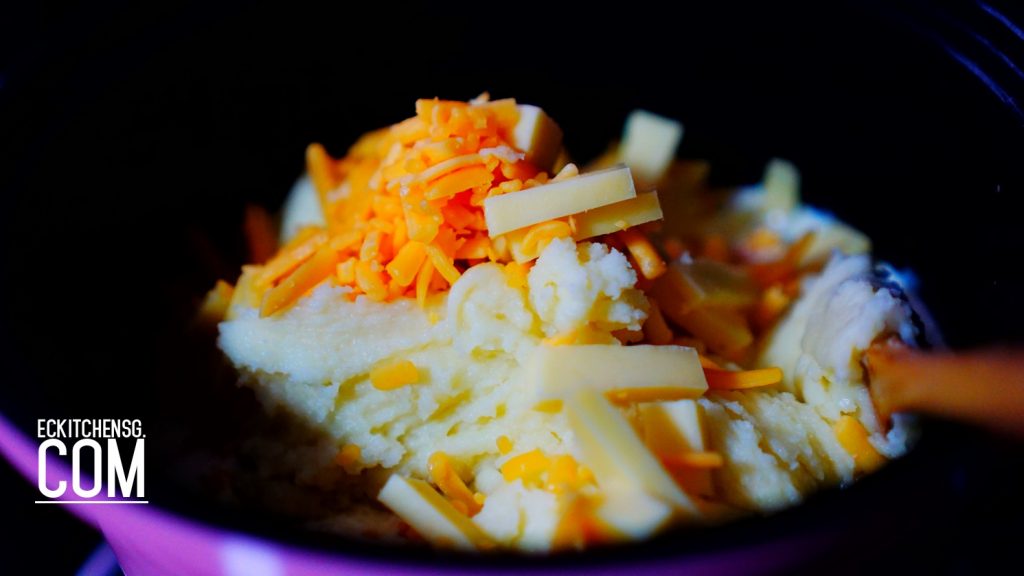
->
(865, 345), (1024, 438)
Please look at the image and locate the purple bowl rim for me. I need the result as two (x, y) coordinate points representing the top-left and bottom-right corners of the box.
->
(1, 409), (857, 573)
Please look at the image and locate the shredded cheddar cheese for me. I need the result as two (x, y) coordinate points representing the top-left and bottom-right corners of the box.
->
(428, 452), (483, 516)
(230, 97), (547, 313)
(618, 229), (666, 280)
(501, 449), (551, 487)
(533, 399), (563, 413)
(500, 449), (593, 494)
(335, 444), (362, 468)
(198, 280), (235, 324)
(496, 436), (514, 455)
(704, 367), (783, 390)
(834, 415), (886, 473)
(218, 96), (687, 320)
(370, 359), (420, 391)
(658, 451), (725, 470)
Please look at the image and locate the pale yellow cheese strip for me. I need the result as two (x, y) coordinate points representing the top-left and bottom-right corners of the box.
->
(762, 158), (799, 212)
(640, 400), (706, 454)
(620, 110), (683, 182)
(640, 400), (714, 497)
(377, 475), (490, 550)
(484, 165), (636, 237)
(512, 104), (564, 172)
(593, 489), (674, 540)
(566, 389), (699, 515)
(525, 344), (707, 401)
(571, 191), (663, 240)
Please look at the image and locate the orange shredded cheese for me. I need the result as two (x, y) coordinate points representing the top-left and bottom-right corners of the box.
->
(554, 497), (606, 549)
(415, 258), (435, 307)
(428, 452), (482, 516)
(335, 444), (361, 467)
(386, 242), (428, 287)
(533, 399), (564, 413)
(834, 415), (886, 473)
(198, 280), (235, 323)
(355, 260), (388, 301)
(521, 220), (572, 258)
(753, 283), (792, 329)
(425, 165), (494, 201)
(659, 451), (725, 470)
(748, 232), (815, 287)
(503, 261), (530, 288)
(306, 143), (339, 204)
(605, 387), (698, 405)
(501, 449), (551, 488)
(618, 229), (667, 280)
(260, 245), (338, 317)
(257, 229), (328, 290)
(336, 257), (357, 285)
(740, 227), (783, 259)
(704, 367), (783, 390)
(228, 96), (573, 315)
(496, 436), (514, 455)
(369, 359), (420, 391)
(426, 244), (461, 287)
(545, 455), (584, 494)
(219, 97), (688, 318)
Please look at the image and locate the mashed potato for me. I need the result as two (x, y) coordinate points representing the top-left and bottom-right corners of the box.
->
(220, 237), (652, 549)
(208, 98), (921, 551)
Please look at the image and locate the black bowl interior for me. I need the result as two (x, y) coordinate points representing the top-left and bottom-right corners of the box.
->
(2, 0), (1023, 570)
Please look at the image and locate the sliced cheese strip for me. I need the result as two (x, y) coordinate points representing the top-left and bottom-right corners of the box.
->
(762, 158), (799, 212)
(571, 191), (664, 240)
(378, 475), (490, 550)
(526, 344), (707, 401)
(566, 389), (699, 515)
(640, 400), (706, 454)
(620, 110), (683, 182)
(640, 400), (714, 497)
(484, 165), (636, 237)
(593, 490), (674, 540)
(512, 104), (564, 172)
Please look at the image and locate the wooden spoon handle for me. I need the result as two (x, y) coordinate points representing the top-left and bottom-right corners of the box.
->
(865, 346), (1024, 438)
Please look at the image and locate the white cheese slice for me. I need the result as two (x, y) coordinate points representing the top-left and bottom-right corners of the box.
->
(640, 399), (714, 497)
(512, 104), (564, 172)
(593, 490), (674, 540)
(377, 475), (490, 550)
(571, 191), (664, 240)
(566, 389), (700, 515)
(484, 165), (636, 237)
(525, 344), (708, 402)
(640, 399), (706, 454)
(763, 158), (800, 212)
(620, 110), (683, 182)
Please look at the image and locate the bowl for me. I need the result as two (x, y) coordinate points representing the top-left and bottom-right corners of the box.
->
(2, 1), (1022, 573)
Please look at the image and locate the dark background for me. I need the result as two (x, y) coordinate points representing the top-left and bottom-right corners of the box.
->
(1, 0), (1023, 573)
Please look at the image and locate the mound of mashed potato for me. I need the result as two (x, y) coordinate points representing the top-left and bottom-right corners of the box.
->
(205, 98), (920, 552)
